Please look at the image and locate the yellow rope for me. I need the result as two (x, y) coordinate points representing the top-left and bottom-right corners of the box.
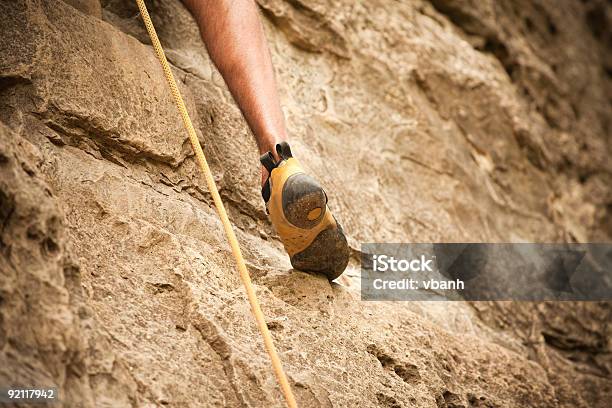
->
(134, 1), (297, 406)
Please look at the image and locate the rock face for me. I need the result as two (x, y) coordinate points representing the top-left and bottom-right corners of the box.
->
(0, 0), (610, 406)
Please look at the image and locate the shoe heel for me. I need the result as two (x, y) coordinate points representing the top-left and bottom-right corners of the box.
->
(282, 173), (327, 228)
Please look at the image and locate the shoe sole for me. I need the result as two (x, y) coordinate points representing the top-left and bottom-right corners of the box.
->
(282, 174), (350, 280)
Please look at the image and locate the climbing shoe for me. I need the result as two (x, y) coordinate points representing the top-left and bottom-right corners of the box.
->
(261, 142), (349, 280)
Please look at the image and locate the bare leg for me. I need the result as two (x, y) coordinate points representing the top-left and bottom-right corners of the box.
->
(181, 0), (287, 183)
(182, 1), (349, 277)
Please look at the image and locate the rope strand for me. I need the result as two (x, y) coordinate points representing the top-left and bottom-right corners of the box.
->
(134, 1), (297, 406)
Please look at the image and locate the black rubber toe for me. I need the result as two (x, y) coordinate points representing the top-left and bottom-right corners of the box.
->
(290, 221), (350, 280)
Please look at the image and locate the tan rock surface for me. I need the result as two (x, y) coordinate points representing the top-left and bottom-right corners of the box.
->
(0, 0), (610, 406)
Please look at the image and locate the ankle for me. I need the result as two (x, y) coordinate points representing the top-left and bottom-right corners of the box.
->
(258, 134), (287, 160)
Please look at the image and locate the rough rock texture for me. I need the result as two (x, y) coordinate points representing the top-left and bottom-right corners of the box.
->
(1, 0), (610, 407)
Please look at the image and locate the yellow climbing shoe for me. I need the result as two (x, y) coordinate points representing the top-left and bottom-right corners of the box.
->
(261, 142), (349, 280)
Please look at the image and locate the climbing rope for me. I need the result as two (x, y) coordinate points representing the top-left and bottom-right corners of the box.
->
(134, 1), (297, 406)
